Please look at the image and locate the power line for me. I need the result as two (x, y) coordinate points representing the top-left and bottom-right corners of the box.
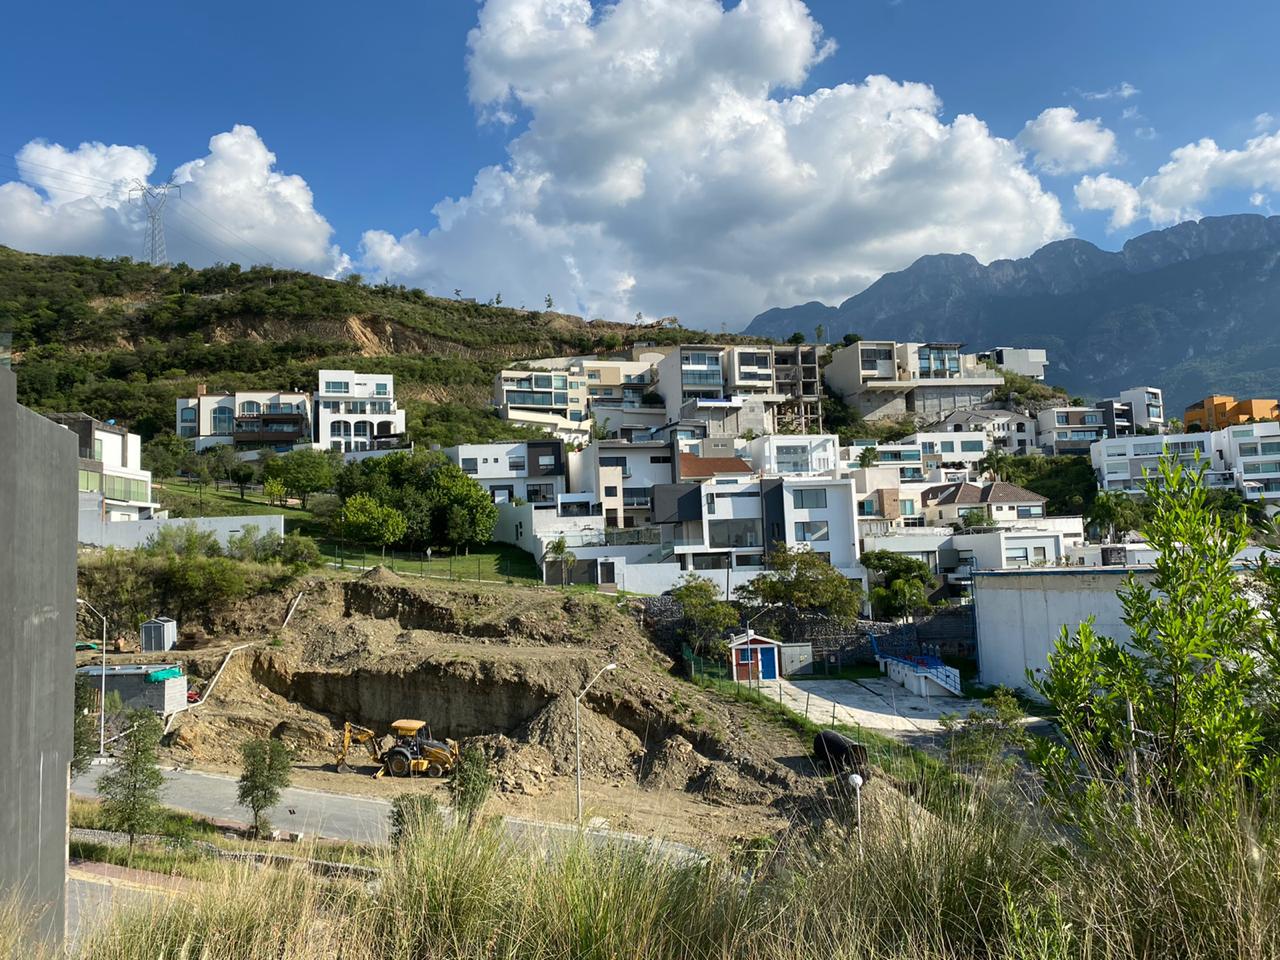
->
(173, 196), (277, 267)
(3, 153), (128, 189)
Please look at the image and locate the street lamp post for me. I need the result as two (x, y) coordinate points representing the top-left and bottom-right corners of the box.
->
(848, 772), (864, 854)
(575, 662), (617, 825)
(77, 598), (108, 756)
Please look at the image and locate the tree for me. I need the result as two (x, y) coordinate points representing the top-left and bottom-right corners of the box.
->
(787, 331), (806, 345)
(142, 431), (188, 483)
(98, 710), (165, 860)
(450, 745), (493, 827)
(237, 737), (293, 839)
(1087, 489), (1144, 542)
(857, 446), (877, 469)
(736, 545), (864, 622)
(544, 293), (554, 310)
(671, 573), (739, 655)
(494, 292), (503, 306)
(444, 503), (474, 555)
(339, 493), (407, 560)
(263, 477), (286, 507)
(205, 444), (239, 489)
(814, 324), (825, 343)
(542, 535), (577, 587)
(939, 687), (1027, 777)
(978, 447), (1011, 482)
(841, 333), (862, 346)
(229, 461), (256, 500)
(862, 550), (935, 621)
(266, 448), (334, 509)
(187, 460), (211, 510)
(72, 675), (98, 776)
(1029, 457), (1279, 822)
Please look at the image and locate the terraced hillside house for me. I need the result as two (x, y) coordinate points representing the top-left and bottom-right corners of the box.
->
(566, 438), (678, 527)
(1036, 405), (1108, 455)
(1183, 394), (1280, 432)
(824, 340), (1004, 420)
(176, 385), (313, 454)
(48, 413), (162, 524)
(905, 430), (990, 470)
(315, 369), (407, 454)
(1107, 386), (1165, 433)
(492, 351), (665, 442)
(442, 440), (567, 506)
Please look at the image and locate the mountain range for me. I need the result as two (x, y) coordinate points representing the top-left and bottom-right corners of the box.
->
(745, 214), (1280, 412)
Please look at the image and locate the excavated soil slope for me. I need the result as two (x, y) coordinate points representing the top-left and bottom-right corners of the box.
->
(162, 571), (823, 834)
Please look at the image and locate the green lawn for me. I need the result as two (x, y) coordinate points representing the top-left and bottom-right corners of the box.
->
(155, 481), (544, 585)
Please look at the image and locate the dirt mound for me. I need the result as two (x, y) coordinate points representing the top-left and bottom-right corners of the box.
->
(693, 762), (773, 807)
(642, 735), (711, 791)
(360, 565), (402, 585)
(518, 696), (643, 780)
(469, 733), (556, 796)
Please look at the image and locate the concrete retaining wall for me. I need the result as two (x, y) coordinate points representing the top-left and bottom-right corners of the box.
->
(79, 514), (286, 550)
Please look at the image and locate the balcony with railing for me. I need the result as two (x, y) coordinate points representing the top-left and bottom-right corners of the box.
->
(681, 370), (724, 386)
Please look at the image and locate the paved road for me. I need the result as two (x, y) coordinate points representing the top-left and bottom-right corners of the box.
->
(74, 764), (393, 843)
(757, 677), (985, 736)
(72, 765), (700, 862)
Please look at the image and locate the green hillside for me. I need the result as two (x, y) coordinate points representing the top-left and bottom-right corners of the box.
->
(0, 247), (759, 444)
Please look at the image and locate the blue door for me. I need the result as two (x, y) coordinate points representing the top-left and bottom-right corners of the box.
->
(759, 646), (777, 680)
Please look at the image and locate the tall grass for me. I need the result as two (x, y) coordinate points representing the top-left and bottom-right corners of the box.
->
(62, 787), (1280, 960)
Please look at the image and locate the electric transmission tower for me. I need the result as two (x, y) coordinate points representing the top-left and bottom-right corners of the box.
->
(129, 179), (181, 266)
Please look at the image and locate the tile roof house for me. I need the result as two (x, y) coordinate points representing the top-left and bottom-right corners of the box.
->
(676, 452), (755, 481)
(920, 481), (1047, 526)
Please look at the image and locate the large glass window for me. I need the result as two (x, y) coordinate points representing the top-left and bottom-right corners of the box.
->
(533, 375), (554, 389)
(960, 440), (984, 452)
(900, 499), (916, 516)
(179, 407), (197, 423)
(1016, 505), (1045, 518)
(239, 400), (261, 415)
(375, 383), (388, 396)
(508, 456), (526, 472)
(1004, 547), (1029, 566)
(708, 518), (763, 548)
(460, 458), (478, 474)
(940, 441), (955, 453)
(793, 520), (829, 542)
(324, 381), (350, 394)
(211, 407), (234, 436)
(792, 488), (827, 510)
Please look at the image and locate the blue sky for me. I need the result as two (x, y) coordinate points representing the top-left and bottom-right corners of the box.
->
(1, 0), (1276, 328)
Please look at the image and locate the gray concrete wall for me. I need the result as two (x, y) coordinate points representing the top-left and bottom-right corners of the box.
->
(79, 513), (285, 550)
(0, 367), (76, 945)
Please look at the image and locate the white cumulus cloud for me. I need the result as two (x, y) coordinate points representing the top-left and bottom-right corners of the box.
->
(1075, 173), (1142, 230)
(360, 0), (1070, 327)
(1081, 81), (1140, 101)
(1073, 128), (1280, 229)
(0, 125), (346, 275)
(1016, 107), (1118, 175)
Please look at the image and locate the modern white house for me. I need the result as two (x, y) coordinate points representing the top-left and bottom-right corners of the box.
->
(315, 369), (406, 454)
(48, 413), (163, 524)
(1111, 386), (1165, 433)
(977, 347), (1048, 381)
(1091, 421), (1280, 504)
(441, 440), (568, 506)
(742, 433), (840, 477)
(905, 431), (990, 470)
(824, 340), (1004, 421)
(1036, 406), (1108, 456)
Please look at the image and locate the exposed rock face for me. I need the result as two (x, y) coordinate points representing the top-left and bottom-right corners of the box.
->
(747, 214), (1280, 408)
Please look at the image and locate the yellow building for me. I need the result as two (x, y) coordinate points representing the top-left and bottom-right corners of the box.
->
(1183, 394), (1280, 431)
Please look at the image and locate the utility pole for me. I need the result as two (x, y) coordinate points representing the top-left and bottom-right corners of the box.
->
(129, 179), (181, 267)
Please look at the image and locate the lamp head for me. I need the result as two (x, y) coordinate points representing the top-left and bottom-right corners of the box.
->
(848, 773), (864, 789)
(605, 663), (618, 671)
(76, 598), (86, 606)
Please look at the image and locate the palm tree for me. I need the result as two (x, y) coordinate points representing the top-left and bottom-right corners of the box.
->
(542, 536), (577, 589)
(978, 446), (1012, 482)
(857, 446), (877, 469)
(1087, 490), (1143, 543)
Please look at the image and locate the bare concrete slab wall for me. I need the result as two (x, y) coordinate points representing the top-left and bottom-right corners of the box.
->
(0, 366), (76, 944)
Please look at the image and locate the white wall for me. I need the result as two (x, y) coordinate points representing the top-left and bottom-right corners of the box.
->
(973, 568), (1146, 692)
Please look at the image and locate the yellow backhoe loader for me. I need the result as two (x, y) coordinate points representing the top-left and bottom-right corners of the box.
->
(334, 719), (460, 778)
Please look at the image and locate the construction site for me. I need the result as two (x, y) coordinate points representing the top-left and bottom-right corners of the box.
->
(75, 567), (931, 850)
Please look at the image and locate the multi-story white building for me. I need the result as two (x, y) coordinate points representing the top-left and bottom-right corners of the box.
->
(824, 340), (1004, 421)
(742, 433), (840, 477)
(176, 387), (313, 454)
(1091, 424), (1280, 502)
(1107, 386), (1165, 433)
(933, 408), (1038, 453)
(567, 438), (677, 527)
(49, 413), (162, 523)
(442, 440), (567, 506)
(315, 369), (406, 454)
(906, 430), (990, 470)
(977, 347), (1048, 381)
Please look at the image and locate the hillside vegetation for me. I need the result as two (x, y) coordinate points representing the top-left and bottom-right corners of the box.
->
(0, 246), (760, 443)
